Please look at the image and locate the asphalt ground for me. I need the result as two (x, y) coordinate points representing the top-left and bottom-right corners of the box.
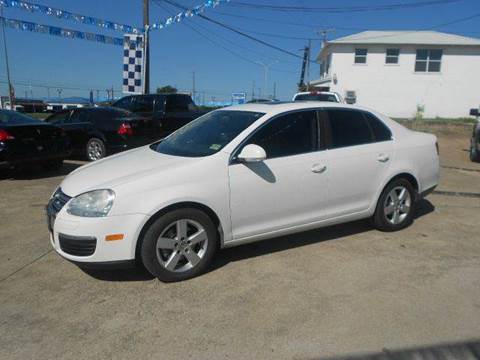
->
(1, 126), (479, 360)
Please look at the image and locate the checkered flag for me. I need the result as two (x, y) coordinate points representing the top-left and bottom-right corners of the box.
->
(123, 34), (144, 94)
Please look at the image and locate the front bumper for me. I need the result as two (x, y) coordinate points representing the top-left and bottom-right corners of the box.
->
(47, 199), (148, 265)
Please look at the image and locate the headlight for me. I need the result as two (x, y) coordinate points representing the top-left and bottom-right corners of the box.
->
(67, 189), (115, 217)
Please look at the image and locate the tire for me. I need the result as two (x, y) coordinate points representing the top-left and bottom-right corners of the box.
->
(42, 159), (63, 171)
(140, 208), (218, 282)
(86, 138), (106, 161)
(372, 178), (416, 232)
(470, 143), (480, 162)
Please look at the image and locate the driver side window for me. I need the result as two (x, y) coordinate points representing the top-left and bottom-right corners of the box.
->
(47, 111), (70, 124)
(247, 110), (318, 159)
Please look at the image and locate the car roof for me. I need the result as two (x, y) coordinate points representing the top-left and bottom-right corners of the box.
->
(223, 101), (371, 116)
(294, 91), (337, 96)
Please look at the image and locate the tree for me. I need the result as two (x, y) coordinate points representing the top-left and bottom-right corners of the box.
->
(156, 85), (177, 94)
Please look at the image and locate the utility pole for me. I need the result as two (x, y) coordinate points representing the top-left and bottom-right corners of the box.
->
(111, 85), (114, 100)
(273, 82), (277, 99)
(255, 60), (278, 99)
(306, 39), (311, 87)
(1, 5), (14, 108)
(192, 71), (196, 102)
(143, 0), (150, 94)
(252, 80), (255, 100)
(47, 87), (50, 99)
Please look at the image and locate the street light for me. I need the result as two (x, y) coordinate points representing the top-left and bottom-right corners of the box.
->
(255, 60), (278, 98)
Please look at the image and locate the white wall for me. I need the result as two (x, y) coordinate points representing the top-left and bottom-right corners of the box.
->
(322, 44), (480, 118)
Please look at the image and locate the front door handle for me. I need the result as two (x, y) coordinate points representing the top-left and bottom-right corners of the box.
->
(377, 154), (390, 163)
(311, 164), (327, 174)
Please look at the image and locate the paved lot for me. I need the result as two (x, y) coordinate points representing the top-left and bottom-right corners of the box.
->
(1, 126), (479, 360)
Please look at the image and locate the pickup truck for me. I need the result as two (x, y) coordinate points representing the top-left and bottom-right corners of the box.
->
(112, 93), (207, 138)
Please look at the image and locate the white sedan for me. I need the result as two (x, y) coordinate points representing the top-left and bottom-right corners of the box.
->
(47, 102), (439, 282)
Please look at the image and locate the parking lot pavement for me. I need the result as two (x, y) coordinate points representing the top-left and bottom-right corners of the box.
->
(1, 133), (480, 360)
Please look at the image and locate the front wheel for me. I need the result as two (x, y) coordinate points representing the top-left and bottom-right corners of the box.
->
(372, 178), (415, 232)
(140, 208), (218, 282)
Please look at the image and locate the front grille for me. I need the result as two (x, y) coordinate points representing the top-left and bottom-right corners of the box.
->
(59, 234), (97, 256)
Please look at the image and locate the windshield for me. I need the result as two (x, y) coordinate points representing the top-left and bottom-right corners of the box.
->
(153, 110), (265, 157)
(0, 110), (43, 125)
(294, 93), (338, 102)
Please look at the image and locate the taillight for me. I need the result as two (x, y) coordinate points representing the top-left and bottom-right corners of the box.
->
(435, 141), (440, 155)
(117, 123), (133, 136)
(0, 129), (14, 141)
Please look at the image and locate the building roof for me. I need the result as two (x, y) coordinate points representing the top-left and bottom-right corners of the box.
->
(327, 31), (480, 46)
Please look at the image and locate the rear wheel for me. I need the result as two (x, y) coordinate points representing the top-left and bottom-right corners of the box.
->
(86, 138), (106, 161)
(372, 178), (415, 232)
(140, 208), (218, 282)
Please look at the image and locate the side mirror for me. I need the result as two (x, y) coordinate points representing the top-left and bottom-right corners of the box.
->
(237, 144), (266, 163)
(470, 109), (479, 117)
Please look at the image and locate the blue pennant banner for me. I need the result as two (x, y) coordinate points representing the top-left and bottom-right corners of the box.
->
(0, 0), (142, 34)
(151, 0), (230, 30)
(0, 16), (124, 46)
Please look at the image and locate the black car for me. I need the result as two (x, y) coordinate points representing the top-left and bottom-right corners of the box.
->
(45, 107), (158, 161)
(0, 110), (70, 170)
(112, 93), (207, 137)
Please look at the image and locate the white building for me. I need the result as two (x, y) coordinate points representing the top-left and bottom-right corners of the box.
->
(311, 31), (480, 118)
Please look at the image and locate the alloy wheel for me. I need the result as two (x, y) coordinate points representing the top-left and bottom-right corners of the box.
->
(383, 186), (412, 225)
(155, 219), (208, 273)
(87, 140), (104, 161)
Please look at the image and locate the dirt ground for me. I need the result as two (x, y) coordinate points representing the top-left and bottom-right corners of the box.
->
(1, 124), (479, 360)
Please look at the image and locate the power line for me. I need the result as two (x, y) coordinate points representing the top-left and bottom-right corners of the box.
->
(226, 0), (464, 13)
(153, 0), (298, 74)
(162, 0), (315, 63)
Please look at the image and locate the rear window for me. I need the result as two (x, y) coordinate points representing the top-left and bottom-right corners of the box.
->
(0, 110), (43, 125)
(363, 112), (392, 142)
(327, 109), (374, 148)
(294, 93), (338, 102)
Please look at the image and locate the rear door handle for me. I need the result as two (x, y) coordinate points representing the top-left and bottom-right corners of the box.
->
(311, 164), (327, 173)
(377, 154), (390, 163)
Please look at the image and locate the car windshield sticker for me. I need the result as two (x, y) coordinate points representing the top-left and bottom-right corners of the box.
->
(209, 144), (221, 151)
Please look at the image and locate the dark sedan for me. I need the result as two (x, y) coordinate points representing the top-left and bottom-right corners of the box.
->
(45, 107), (159, 161)
(0, 110), (71, 170)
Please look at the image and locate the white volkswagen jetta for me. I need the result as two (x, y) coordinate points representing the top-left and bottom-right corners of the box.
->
(47, 102), (439, 282)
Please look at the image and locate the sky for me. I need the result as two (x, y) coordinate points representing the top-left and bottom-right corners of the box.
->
(0, 0), (479, 103)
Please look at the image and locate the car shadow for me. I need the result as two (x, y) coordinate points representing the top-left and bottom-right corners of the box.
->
(209, 198), (435, 273)
(0, 160), (85, 180)
(82, 199), (435, 282)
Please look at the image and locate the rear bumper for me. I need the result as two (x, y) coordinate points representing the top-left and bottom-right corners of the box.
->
(0, 142), (71, 168)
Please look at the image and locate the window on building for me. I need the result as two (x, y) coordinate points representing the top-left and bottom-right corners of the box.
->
(415, 49), (442, 72)
(354, 49), (368, 64)
(386, 49), (400, 64)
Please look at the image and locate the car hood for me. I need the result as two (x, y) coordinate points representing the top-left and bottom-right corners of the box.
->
(60, 146), (197, 196)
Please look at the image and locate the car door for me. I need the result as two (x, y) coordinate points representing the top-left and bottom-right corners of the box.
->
(323, 108), (394, 216)
(62, 109), (93, 152)
(228, 110), (330, 241)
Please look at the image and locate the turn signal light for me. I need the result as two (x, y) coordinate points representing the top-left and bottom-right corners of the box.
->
(117, 123), (133, 136)
(105, 234), (124, 241)
(0, 129), (14, 141)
